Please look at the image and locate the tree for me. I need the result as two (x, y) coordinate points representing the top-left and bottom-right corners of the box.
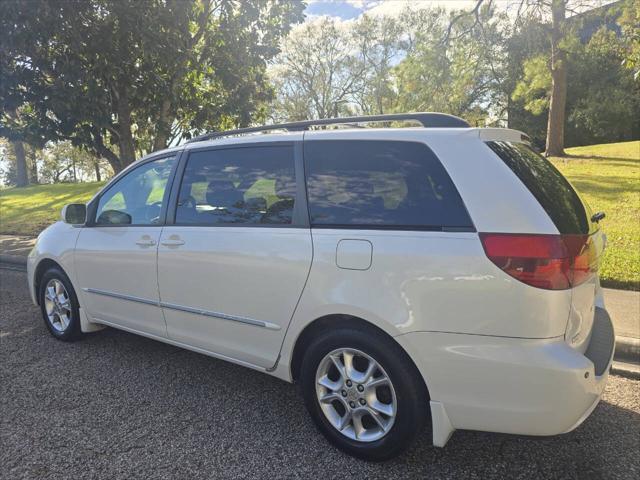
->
(511, 4), (639, 148)
(503, 13), (550, 149)
(269, 17), (368, 121)
(394, 3), (507, 125)
(1, 0), (304, 173)
(12, 140), (28, 187)
(270, 5), (506, 124)
(448, 0), (612, 155)
(545, 0), (569, 156)
(33, 142), (112, 184)
(351, 14), (402, 115)
(618, 0), (640, 82)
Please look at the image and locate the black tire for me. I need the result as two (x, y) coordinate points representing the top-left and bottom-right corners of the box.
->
(300, 326), (429, 461)
(38, 266), (83, 342)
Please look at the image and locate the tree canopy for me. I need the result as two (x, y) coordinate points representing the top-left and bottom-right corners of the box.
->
(2, 0), (638, 187)
(1, 0), (304, 172)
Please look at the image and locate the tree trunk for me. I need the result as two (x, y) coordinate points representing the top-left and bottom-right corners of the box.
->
(94, 161), (102, 182)
(117, 97), (136, 168)
(91, 126), (123, 174)
(27, 146), (38, 184)
(13, 141), (29, 187)
(153, 98), (172, 152)
(545, 0), (568, 157)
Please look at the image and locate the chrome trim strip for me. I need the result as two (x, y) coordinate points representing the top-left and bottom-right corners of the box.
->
(82, 288), (280, 330)
(159, 301), (280, 330)
(83, 288), (158, 306)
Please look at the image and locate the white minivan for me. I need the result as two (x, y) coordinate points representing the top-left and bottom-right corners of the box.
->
(27, 113), (614, 460)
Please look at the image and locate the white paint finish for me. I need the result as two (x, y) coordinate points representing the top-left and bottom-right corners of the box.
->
(396, 330), (611, 440)
(27, 222), (82, 304)
(157, 226), (312, 368)
(478, 127), (528, 143)
(285, 229), (572, 340)
(430, 401), (455, 447)
(426, 135), (559, 235)
(336, 239), (372, 270)
(74, 227), (167, 337)
(26, 126), (611, 450)
(79, 307), (106, 333)
(92, 316), (269, 373)
(565, 229), (608, 352)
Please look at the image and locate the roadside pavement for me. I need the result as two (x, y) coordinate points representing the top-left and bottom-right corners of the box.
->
(0, 234), (36, 264)
(1, 233), (638, 367)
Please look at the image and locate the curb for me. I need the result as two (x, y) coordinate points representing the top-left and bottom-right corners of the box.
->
(0, 254), (27, 267)
(614, 336), (640, 364)
(611, 360), (640, 380)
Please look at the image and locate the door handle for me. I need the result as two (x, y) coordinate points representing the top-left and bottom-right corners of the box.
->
(135, 238), (156, 247)
(161, 237), (185, 247)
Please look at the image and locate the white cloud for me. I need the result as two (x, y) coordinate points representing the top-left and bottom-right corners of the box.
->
(364, 0), (514, 18)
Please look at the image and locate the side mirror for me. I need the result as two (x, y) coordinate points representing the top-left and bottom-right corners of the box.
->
(61, 203), (87, 225)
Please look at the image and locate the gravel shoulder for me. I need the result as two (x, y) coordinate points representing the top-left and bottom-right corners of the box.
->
(1, 268), (639, 480)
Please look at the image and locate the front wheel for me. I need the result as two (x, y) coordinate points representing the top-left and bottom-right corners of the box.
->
(38, 267), (83, 341)
(300, 326), (429, 461)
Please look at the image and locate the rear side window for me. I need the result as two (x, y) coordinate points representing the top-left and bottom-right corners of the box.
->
(486, 141), (591, 234)
(304, 140), (473, 230)
(176, 145), (296, 225)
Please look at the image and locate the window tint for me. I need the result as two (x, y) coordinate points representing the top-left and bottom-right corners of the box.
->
(176, 145), (296, 225)
(96, 156), (175, 225)
(304, 140), (473, 229)
(486, 141), (592, 234)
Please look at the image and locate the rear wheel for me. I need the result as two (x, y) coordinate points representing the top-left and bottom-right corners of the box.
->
(39, 267), (83, 341)
(300, 326), (429, 461)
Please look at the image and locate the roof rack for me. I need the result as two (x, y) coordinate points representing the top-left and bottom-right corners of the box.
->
(185, 112), (470, 144)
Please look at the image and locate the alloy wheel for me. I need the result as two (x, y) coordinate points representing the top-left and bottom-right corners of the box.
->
(315, 348), (397, 442)
(43, 279), (72, 332)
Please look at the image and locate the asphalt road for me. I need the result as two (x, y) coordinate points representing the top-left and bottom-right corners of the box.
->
(1, 267), (639, 480)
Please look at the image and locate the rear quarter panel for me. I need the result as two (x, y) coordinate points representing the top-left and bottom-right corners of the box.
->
(278, 228), (572, 377)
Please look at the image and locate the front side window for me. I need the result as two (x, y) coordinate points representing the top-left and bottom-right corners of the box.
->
(96, 156), (176, 225)
(176, 145), (296, 225)
(304, 140), (473, 229)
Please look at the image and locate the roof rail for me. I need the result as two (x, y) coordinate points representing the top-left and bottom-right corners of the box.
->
(185, 112), (470, 144)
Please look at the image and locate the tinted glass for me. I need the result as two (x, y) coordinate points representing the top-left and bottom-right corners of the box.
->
(304, 140), (473, 229)
(176, 145), (296, 225)
(96, 156), (175, 225)
(486, 141), (592, 234)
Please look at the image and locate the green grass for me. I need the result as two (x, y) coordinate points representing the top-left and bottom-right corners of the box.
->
(551, 140), (640, 290)
(0, 182), (104, 236)
(1, 140), (638, 289)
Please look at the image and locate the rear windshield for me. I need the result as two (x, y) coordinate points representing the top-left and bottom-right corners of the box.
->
(486, 141), (592, 234)
(304, 140), (473, 230)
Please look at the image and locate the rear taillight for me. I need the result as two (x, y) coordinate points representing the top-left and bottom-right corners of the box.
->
(479, 233), (598, 290)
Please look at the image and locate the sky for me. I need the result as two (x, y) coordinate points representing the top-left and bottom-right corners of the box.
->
(304, 0), (510, 20)
(304, 0), (615, 21)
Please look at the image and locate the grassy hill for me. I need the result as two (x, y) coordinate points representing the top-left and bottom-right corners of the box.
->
(550, 141), (639, 290)
(0, 182), (104, 237)
(1, 140), (638, 289)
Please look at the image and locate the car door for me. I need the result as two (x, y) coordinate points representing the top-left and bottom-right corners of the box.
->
(157, 139), (312, 369)
(75, 153), (179, 338)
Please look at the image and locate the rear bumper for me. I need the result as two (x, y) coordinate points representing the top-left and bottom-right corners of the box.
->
(395, 307), (615, 447)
